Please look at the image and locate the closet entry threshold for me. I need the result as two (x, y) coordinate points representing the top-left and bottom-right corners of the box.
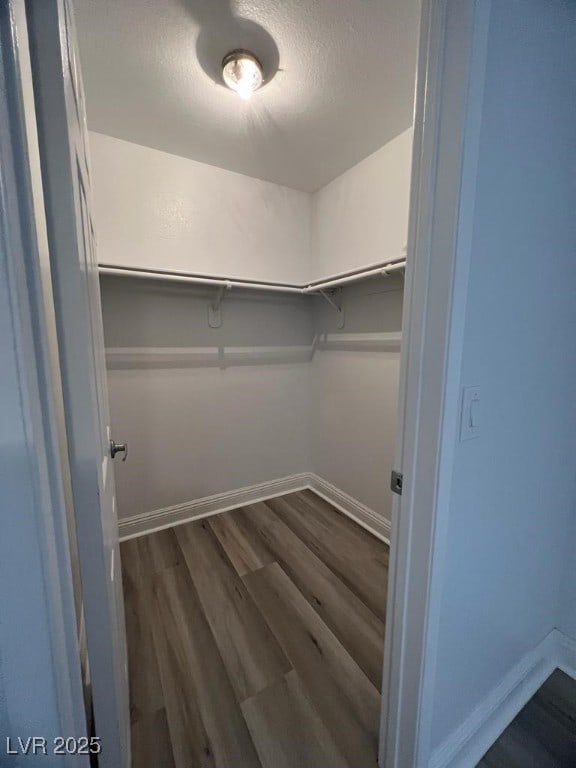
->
(121, 488), (389, 768)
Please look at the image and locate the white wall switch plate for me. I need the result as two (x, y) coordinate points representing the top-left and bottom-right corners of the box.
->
(460, 386), (481, 441)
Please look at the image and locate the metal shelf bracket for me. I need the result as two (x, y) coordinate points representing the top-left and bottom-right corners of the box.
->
(319, 288), (345, 329)
(208, 281), (232, 328)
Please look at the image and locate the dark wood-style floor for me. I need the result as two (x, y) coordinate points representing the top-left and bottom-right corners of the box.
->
(477, 669), (576, 767)
(120, 489), (389, 768)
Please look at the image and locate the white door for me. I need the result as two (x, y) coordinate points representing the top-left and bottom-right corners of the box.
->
(25, 0), (130, 765)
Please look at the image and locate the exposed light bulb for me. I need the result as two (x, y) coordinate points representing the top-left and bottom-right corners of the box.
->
(222, 50), (263, 100)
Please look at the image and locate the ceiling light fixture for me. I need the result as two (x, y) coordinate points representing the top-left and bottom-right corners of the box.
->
(222, 50), (263, 100)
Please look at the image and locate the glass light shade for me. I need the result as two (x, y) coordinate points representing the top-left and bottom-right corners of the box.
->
(222, 51), (263, 100)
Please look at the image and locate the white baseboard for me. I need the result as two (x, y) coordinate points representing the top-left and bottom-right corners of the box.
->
(118, 473), (310, 540)
(307, 473), (391, 544)
(430, 628), (576, 768)
(118, 472), (391, 544)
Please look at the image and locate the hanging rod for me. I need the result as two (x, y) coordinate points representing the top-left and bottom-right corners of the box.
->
(98, 258), (406, 295)
(98, 265), (303, 294)
(302, 260), (406, 293)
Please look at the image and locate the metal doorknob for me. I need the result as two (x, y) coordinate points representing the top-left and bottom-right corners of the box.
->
(110, 440), (128, 462)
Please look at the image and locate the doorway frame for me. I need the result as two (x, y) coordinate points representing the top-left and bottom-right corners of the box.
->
(0, 0), (494, 766)
(380, 0), (492, 766)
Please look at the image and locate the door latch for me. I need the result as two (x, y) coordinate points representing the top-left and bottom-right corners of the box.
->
(390, 470), (403, 496)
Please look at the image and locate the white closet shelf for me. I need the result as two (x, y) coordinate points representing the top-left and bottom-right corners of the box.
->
(105, 345), (314, 369)
(98, 258), (406, 295)
(105, 333), (402, 370)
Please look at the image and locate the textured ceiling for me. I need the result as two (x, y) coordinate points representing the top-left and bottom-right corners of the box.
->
(73, 0), (419, 192)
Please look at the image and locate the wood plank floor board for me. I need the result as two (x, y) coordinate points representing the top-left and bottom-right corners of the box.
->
(130, 709), (175, 768)
(477, 723), (559, 768)
(208, 510), (275, 576)
(525, 669), (576, 761)
(120, 538), (165, 722)
(241, 670), (349, 768)
(175, 519), (291, 702)
(122, 490), (388, 768)
(296, 490), (389, 573)
(519, 700), (576, 765)
(136, 526), (182, 576)
(150, 569), (220, 768)
(152, 563), (262, 768)
(268, 490), (388, 618)
(243, 562), (380, 767)
(240, 501), (385, 689)
(477, 669), (576, 767)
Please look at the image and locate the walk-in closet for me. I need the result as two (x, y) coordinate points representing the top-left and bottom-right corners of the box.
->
(7, 2), (576, 767)
(74, 0), (419, 764)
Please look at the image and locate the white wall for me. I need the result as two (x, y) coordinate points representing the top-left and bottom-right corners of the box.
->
(429, 0), (576, 752)
(311, 128), (412, 279)
(90, 128), (413, 284)
(101, 272), (403, 525)
(311, 277), (403, 518)
(89, 132), (311, 284)
(101, 276), (313, 518)
(559, 511), (576, 640)
(93, 130), (412, 523)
